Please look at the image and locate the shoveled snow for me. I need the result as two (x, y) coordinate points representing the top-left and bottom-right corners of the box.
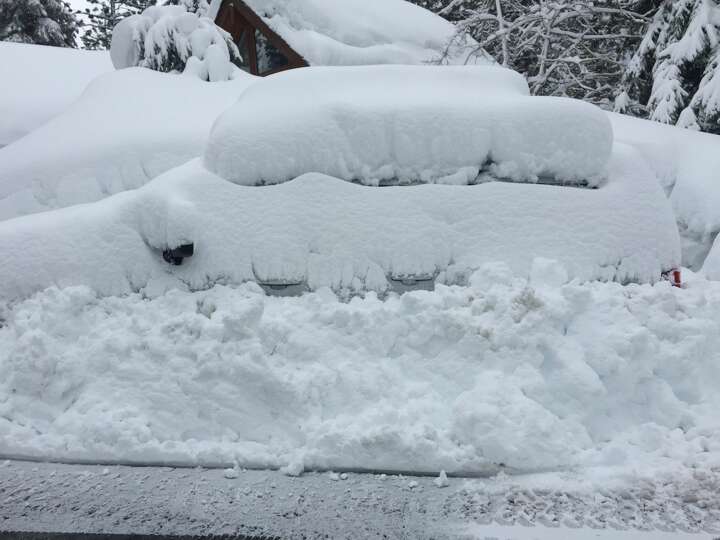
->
(209, 0), (484, 66)
(1, 265), (717, 478)
(206, 66), (614, 186)
(608, 112), (720, 271)
(0, 42), (111, 147)
(0, 68), (254, 221)
(0, 144), (679, 303)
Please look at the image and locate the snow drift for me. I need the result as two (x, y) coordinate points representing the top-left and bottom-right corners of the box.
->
(206, 65), (614, 186)
(0, 142), (679, 303)
(0, 68), (255, 221)
(208, 0), (484, 66)
(0, 42), (111, 147)
(1, 266), (717, 475)
(609, 113), (720, 271)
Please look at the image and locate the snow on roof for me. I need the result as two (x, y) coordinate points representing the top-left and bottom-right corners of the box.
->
(206, 65), (613, 187)
(209, 0), (483, 66)
(0, 42), (111, 146)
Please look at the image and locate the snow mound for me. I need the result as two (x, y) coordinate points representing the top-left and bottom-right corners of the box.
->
(1, 268), (717, 475)
(0, 68), (255, 221)
(0, 42), (111, 147)
(0, 145), (679, 303)
(112, 5), (240, 82)
(608, 112), (720, 270)
(209, 0), (484, 66)
(206, 66), (614, 186)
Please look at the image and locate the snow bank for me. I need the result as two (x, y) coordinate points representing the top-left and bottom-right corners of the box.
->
(0, 42), (111, 147)
(112, 5), (240, 82)
(206, 66), (614, 186)
(609, 112), (720, 270)
(0, 68), (255, 221)
(210, 0), (484, 66)
(1, 267), (717, 476)
(0, 144), (679, 303)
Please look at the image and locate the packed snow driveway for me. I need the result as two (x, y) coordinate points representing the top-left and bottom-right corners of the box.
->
(1, 266), (718, 479)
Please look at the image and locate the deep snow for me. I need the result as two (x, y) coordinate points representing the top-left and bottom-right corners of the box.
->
(206, 65), (613, 186)
(1, 265), (718, 479)
(0, 68), (254, 221)
(0, 145), (679, 302)
(609, 112), (720, 271)
(0, 42), (111, 147)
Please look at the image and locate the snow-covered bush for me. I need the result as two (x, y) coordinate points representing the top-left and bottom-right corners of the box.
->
(110, 5), (241, 82)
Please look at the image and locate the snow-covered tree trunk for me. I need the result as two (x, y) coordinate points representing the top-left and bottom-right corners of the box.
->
(0, 0), (78, 47)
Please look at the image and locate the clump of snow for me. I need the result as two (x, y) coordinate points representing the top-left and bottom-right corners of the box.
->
(208, 0), (485, 66)
(206, 66), (614, 187)
(0, 42), (111, 147)
(0, 267), (718, 476)
(0, 145), (679, 302)
(608, 112), (720, 270)
(434, 470), (449, 488)
(0, 68), (254, 221)
(111, 5), (240, 82)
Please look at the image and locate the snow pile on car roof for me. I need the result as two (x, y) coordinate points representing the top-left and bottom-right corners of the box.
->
(0, 143), (679, 303)
(1, 266), (717, 477)
(0, 42), (111, 147)
(206, 66), (614, 187)
(0, 68), (254, 221)
(208, 0), (482, 66)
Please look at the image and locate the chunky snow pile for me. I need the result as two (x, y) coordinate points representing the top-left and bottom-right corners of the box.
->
(111, 4), (240, 82)
(0, 144), (679, 303)
(0, 42), (111, 147)
(206, 66), (614, 187)
(208, 0), (483, 66)
(608, 113), (720, 271)
(1, 267), (718, 476)
(0, 68), (254, 221)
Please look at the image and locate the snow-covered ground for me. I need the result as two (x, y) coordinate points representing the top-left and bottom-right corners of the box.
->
(0, 42), (111, 147)
(1, 460), (718, 538)
(1, 265), (718, 480)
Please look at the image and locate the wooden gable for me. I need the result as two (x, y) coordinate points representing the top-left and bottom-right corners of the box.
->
(215, 0), (309, 76)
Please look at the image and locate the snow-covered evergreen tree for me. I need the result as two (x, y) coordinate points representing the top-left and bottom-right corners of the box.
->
(617, 0), (720, 134)
(0, 0), (78, 46)
(416, 0), (650, 108)
(80, 0), (155, 49)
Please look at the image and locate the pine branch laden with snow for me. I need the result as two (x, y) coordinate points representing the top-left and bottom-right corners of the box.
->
(0, 0), (78, 47)
(422, 0), (649, 108)
(618, 0), (720, 134)
(110, 5), (241, 82)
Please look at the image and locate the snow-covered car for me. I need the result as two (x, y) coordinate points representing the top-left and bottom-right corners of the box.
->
(0, 65), (680, 302)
